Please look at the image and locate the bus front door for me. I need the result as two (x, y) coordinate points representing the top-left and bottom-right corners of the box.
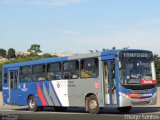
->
(8, 69), (19, 104)
(104, 60), (117, 105)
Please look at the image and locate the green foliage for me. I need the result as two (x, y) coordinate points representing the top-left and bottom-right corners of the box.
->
(27, 44), (42, 55)
(42, 53), (52, 58)
(0, 48), (6, 58)
(7, 48), (16, 59)
(154, 54), (160, 85)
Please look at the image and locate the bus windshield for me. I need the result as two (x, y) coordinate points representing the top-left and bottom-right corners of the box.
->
(119, 60), (153, 85)
(119, 51), (156, 86)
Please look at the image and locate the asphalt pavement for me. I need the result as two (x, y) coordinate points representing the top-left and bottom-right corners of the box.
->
(0, 105), (160, 120)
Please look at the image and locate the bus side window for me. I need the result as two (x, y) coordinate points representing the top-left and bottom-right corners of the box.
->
(20, 66), (31, 82)
(47, 63), (62, 80)
(4, 69), (8, 84)
(63, 60), (79, 79)
(32, 64), (47, 81)
(80, 58), (99, 78)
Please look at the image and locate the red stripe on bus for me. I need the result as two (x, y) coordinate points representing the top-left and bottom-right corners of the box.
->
(141, 80), (156, 85)
(37, 83), (47, 106)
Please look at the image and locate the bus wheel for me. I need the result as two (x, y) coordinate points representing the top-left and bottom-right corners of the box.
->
(118, 106), (131, 113)
(54, 107), (68, 112)
(28, 96), (38, 112)
(87, 95), (100, 114)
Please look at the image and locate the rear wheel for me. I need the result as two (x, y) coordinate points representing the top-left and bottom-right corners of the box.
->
(54, 107), (68, 112)
(28, 96), (39, 112)
(86, 95), (100, 114)
(118, 106), (132, 113)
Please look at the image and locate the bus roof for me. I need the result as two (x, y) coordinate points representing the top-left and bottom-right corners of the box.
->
(101, 49), (152, 56)
(3, 49), (152, 69)
(3, 56), (68, 69)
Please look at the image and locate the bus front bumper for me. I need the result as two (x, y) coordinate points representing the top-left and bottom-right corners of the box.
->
(119, 92), (157, 107)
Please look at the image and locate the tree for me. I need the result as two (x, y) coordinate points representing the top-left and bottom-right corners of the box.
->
(0, 48), (6, 58)
(28, 44), (42, 55)
(7, 48), (16, 59)
(112, 46), (116, 50)
(42, 53), (53, 58)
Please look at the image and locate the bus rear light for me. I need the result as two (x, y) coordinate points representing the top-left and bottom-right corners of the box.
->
(141, 80), (156, 85)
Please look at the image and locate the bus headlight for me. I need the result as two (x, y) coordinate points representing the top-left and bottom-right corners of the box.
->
(119, 92), (130, 99)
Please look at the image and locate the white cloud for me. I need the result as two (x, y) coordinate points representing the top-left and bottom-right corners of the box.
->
(1, 0), (88, 6)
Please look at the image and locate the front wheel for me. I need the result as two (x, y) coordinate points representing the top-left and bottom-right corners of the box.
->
(86, 95), (101, 114)
(28, 96), (39, 112)
(118, 106), (132, 113)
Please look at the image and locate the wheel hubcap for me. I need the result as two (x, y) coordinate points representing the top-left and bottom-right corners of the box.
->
(30, 99), (35, 109)
(89, 100), (97, 110)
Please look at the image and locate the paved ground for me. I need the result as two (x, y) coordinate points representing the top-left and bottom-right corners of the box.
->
(0, 105), (160, 120)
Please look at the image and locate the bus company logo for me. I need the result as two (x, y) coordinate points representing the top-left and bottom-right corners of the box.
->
(139, 93), (152, 98)
(57, 83), (60, 88)
(21, 83), (28, 91)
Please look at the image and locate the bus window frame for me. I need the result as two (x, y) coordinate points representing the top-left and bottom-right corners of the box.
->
(47, 62), (62, 80)
(63, 60), (80, 80)
(32, 64), (47, 82)
(19, 66), (32, 83)
(80, 57), (99, 79)
(3, 69), (8, 84)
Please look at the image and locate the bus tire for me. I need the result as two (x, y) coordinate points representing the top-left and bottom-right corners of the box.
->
(54, 107), (68, 112)
(118, 106), (131, 113)
(87, 95), (100, 114)
(28, 96), (39, 112)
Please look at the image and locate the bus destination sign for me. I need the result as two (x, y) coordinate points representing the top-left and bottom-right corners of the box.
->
(119, 51), (153, 59)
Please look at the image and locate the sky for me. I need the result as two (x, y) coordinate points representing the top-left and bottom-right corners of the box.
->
(0, 0), (160, 54)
